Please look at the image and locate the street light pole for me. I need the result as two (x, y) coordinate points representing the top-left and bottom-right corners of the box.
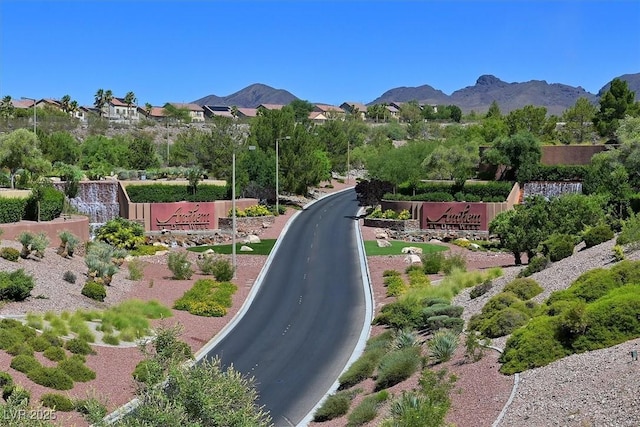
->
(232, 149), (237, 278)
(21, 97), (36, 134)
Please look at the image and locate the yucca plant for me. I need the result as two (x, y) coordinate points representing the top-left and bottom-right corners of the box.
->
(392, 328), (421, 349)
(57, 231), (80, 258)
(429, 329), (459, 363)
(31, 233), (49, 258)
(17, 231), (34, 259)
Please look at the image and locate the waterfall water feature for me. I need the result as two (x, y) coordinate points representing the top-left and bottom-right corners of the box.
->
(55, 181), (120, 231)
(523, 181), (583, 200)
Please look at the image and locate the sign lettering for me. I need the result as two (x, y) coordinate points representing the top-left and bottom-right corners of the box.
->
(152, 203), (215, 231)
(423, 203), (487, 231)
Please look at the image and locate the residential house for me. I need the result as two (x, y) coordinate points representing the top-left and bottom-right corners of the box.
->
(313, 104), (346, 120)
(203, 105), (233, 119)
(257, 104), (286, 111)
(339, 102), (368, 120)
(308, 111), (329, 124)
(138, 106), (168, 122)
(104, 97), (140, 123)
(168, 103), (205, 122)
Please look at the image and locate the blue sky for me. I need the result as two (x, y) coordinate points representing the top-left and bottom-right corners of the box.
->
(1, 1), (639, 108)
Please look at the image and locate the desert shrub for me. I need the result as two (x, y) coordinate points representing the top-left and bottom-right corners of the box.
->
(62, 270), (77, 284)
(81, 281), (106, 302)
(469, 279), (493, 299)
(478, 307), (530, 338)
(347, 391), (389, 426)
(132, 359), (164, 385)
(517, 255), (550, 278)
(407, 269), (430, 289)
(442, 252), (467, 274)
(173, 279), (237, 317)
(127, 258), (146, 281)
(43, 346), (67, 362)
(24, 186), (64, 222)
(3, 385), (30, 404)
(421, 251), (445, 274)
(582, 224), (614, 248)
(313, 390), (352, 422)
(0, 247), (19, 262)
(65, 338), (95, 355)
(0, 269), (35, 301)
(95, 217), (145, 250)
(27, 367), (73, 390)
(197, 257), (234, 282)
(617, 213), (640, 248)
(423, 315), (464, 333)
(59, 357), (96, 382)
(429, 329), (459, 363)
(482, 291), (521, 316)
(392, 329), (421, 349)
(613, 245), (625, 261)
(0, 198), (27, 224)
(167, 251), (193, 280)
(41, 393), (74, 411)
(383, 270), (400, 277)
(6, 342), (33, 357)
(373, 299), (423, 330)
(540, 233), (575, 262)
(10, 354), (40, 374)
(422, 297), (450, 307)
(384, 275), (407, 297)
(57, 230), (80, 258)
(0, 329), (24, 351)
(0, 371), (13, 390)
(566, 268), (621, 303)
(39, 331), (64, 348)
(338, 356), (376, 390)
(102, 334), (120, 346)
(503, 278), (543, 300)
(464, 332), (487, 362)
(129, 244), (167, 256)
(375, 346), (422, 390)
(421, 304), (463, 319)
(74, 396), (108, 422)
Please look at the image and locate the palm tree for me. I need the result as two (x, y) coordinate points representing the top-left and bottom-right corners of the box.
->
(94, 89), (105, 117)
(144, 102), (152, 117)
(60, 95), (71, 113)
(124, 91), (137, 123)
(104, 90), (113, 119)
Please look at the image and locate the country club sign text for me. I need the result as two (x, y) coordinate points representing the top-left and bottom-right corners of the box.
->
(422, 202), (488, 231)
(151, 202), (215, 231)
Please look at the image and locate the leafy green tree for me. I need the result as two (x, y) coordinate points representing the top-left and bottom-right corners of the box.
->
(289, 99), (314, 122)
(421, 143), (479, 187)
(485, 101), (502, 119)
(127, 132), (160, 170)
(0, 129), (51, 188)
(449, 105), (462, 123)
(616, 115), (640, 144)
(594, 78), (639, 140)
(37, 130), (81, 165)
(560, 97), (597, 144)
(399, 101), (422, 124)
(79, 135), (129, 171)
(162, 103), (191, 123)
(506, 105), (548, 136)
(0, 95), (14, 119)
(367, 104), (390, 123)
(483, 131), (541, 183)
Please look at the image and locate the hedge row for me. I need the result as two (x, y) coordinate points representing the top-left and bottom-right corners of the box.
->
(125, 184), (228, 203)
(0, 187), (64, 224)
(390, 181), (513, 202)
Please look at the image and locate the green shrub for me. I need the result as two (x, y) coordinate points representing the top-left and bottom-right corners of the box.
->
(617, 213), (640, 248)
(39, 331), (64, 348)
(479, 307), (530, 338)
(0, 247), (20, 262)
(503, 278), (543, 300)
(132, 359), (163, 385)
(469, 279), (493, 299)
(167, 251), (194, 280)
(313, 390), (353, 422)
(0, 198), (27, 224)
(95, 217), (145, 250)
(173, 279), (237, 317)
(375, 346), (421, 390)
(10, 354), (40, 374)
(82, 281), (107, 302)
(347, 391), (388, 426)
(27, 366), (74, 390)
(102, 334), (120, 346)
(373, 299), (422, 330)
(385, 275), (407, 297)
(569, 268), (622, 303)
(582, 224), (614, 248)
(423, 315), (464, 333)
(197, 256), (235, 281)
(517, 255), (550, 278)
(338, 354), (376, 390)
(3, 385), (30, 404)
(383, 269), (400, 277)
(126, 183), (227, 203)
(24, 186), (64, 221)
(0, 269), (35, 301)
(43, 346), (67, 362)
(129, 244), (167, 256)
(422, 304), (463, 319)
(6, 342), (34, 357)
(422, 251), (445, 274)
(127, 258), (146, 280)
(613, 245), (625, 261)
(482, 291), (521, 316)
(442, 252), (467, 274)
(63, 270), (77, 284)
(65, 338), (95, 355)
(0, 371), (13, 389)
(40, 393), (75, 411)
(429, 329), (459, 363)
(0, 329), (24, 350)
(541, 233), (575, 262)
(74, 396), (108, 421)
(59, 357), (96, 382)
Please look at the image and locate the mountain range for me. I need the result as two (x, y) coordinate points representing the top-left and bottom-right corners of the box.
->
(192, 73), (640, 116)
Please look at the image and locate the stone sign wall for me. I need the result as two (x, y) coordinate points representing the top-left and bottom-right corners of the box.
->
(421, 202), (488, 231)
(150, 202), (217, 231)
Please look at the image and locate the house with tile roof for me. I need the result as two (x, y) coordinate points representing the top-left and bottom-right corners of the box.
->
(168, 103), (205, 122)
(340, 102), (368, 120)
(104, 97), (140, 123)
(313, 104), (346, 120)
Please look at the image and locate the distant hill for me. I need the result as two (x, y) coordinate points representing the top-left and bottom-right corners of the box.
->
(192, 83), (298, 108)
(191, 73), (640, 115)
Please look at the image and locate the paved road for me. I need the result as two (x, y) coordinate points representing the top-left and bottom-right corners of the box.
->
(205, 189), (366, 426)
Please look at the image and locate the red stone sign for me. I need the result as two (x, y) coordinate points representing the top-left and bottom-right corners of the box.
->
(422, 202), (488, 231)
(151, 202), (216, 231)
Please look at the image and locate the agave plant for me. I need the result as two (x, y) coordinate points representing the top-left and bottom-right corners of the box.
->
(392, 328), (421, 349)
(428, 329), (459, 363)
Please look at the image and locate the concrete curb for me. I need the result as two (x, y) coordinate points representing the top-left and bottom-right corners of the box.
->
(488, 345), (520, 427)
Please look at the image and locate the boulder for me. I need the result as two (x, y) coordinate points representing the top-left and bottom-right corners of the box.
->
(404, 254), (422, 264)
(244, 235), (261, 244)
(375, 231), (389, 239)
(429, 239), (442, 244)
(401, 246), (423, 255)
(240, 245), (254, 252)
(377, 239), (392, 248)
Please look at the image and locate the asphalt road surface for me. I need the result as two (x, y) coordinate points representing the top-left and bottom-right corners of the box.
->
(205, 189), (367, 426)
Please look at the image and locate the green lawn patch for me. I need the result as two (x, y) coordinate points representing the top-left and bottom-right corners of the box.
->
(188, 239), (276, 256)
(364, 240), (448, 256)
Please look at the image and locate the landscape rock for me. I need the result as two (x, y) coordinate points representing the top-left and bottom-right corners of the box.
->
(401, 246), (423, 254)
(404, 254), (421, 264)
(240, 245), (253, 252)
(377, 239), (391, 248)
